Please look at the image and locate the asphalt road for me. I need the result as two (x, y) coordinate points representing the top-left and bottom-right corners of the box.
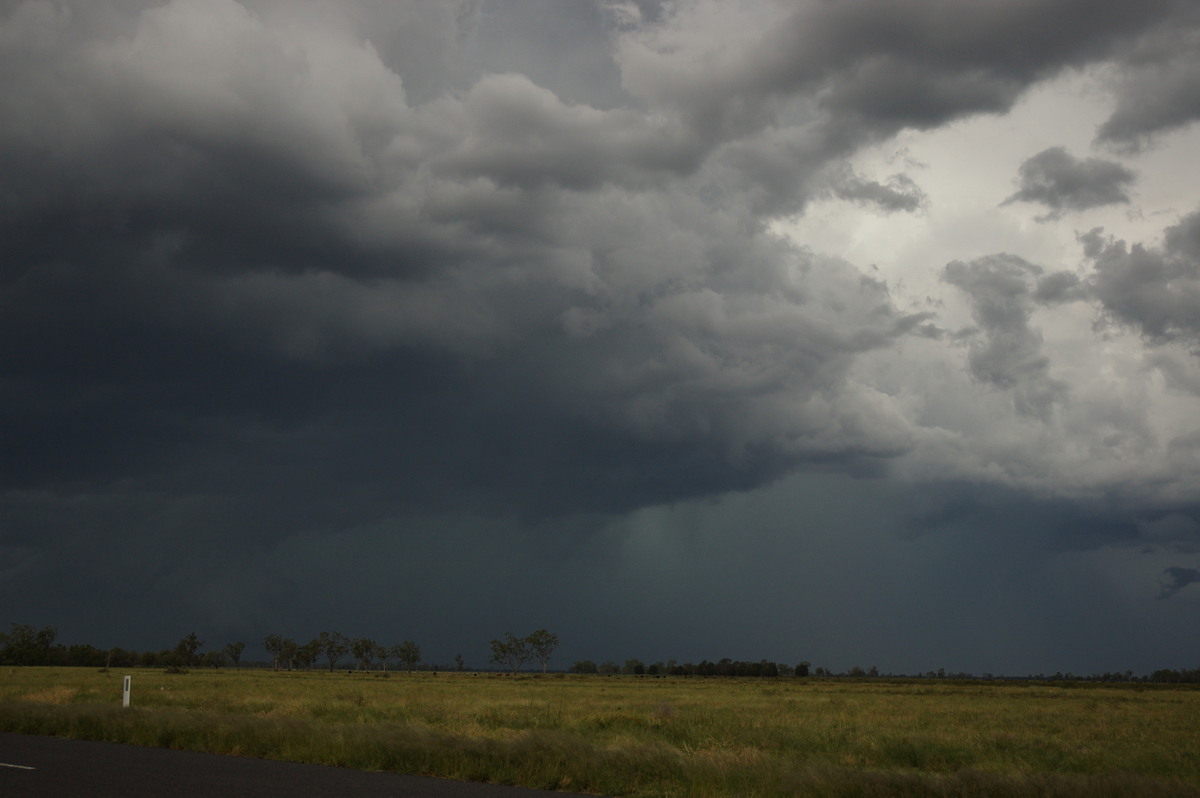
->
(0, 733), (607, 798)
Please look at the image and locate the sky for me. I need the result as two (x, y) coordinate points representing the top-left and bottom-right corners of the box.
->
(2, 0), (1200, 677)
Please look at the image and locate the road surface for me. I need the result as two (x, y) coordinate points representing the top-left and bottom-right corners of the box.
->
(0, 733), (608, 797)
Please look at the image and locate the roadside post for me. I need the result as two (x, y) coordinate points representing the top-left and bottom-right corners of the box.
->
(122, 675), (131, 708)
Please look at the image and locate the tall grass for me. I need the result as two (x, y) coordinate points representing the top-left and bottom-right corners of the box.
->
(2, 668), (1198, 797)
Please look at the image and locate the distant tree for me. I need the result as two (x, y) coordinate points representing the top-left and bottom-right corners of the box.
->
(60, 643), (101, 667)
(224, 642), (245, 669)
(297, 640), (320, 670)
(280, 638), (299, 670)
(265, 634), (285, 670)
(598, 660), (619, 675)
(201, 650), (225, 669)
(0, 624), (57, 666)
(622, 658), (645, 675)
(351, 637), (378, 671)
(795, 661), (810, 678)
(525, 629), (559, 673)
(455, 653), (465, 672)
(570, 660), (598, 674)
(489, 632), (530, 673)
(393, 641), (421, 672)
(175, 633), (203, 668)
(317, 631), (349, 671)
(108, 647), (137, 669)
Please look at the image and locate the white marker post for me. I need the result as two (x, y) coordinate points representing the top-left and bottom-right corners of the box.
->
(122, 675), (131, 708)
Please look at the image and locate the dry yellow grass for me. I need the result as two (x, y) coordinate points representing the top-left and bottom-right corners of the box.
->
(2, 668), (1199, 797)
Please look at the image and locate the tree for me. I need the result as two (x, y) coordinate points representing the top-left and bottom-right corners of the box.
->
(351, 637), (378, 671)
(454, 653), (465, 672)
(317, 631), (349, 671)
(795, 661), (811, 678)
(0, 624), (57, 666)
(280, 638), (299, 671)
(489, 632), (530, 673)
(265, 634), (286, 671)
(175, 633), (203, 668)
(525, 629), (559, 674)
(570, 660), (598, 674)
(224, 642), (245, 669)
(297, 639), (320, 670)
(393, 641), (421, 672)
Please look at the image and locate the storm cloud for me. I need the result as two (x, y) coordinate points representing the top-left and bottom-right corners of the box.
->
(2, 0), (1200, 675)
(1158, 567), (1200, 600)
(1002, 147), (1136, 220)
(1087, 212), (1200, 345)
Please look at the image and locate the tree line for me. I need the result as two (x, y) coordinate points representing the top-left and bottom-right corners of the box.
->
(6, 622), (1197, 682)
(0, 623), (556, 675)
(568, 657), (802, 678)
(261, 631), (425, 672)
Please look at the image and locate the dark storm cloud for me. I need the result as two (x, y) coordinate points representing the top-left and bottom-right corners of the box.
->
(634, 0), (1175, 127)
(1086, 211), (1200, 344)
(1157, 567), (1200, 599)
(3, 0), (1200, 669)
(606, 0), (1187, 217)
(943, 255), (1068, 420)
(0, 0), (926, 531)
(2, 0), (1195, 539)
(1002, 147), (1136, 220)
(1095, 4), (1200, 149)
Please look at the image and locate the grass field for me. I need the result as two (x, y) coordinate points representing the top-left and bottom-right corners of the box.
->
(2, 667), (1199, 797)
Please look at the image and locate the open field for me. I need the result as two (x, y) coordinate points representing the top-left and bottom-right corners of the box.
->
(2, 668), (1199, 797)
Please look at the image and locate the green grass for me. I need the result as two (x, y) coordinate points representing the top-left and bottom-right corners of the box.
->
(2, 668), (1198, 797)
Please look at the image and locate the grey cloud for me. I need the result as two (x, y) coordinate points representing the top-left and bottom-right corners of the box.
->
(1148, 351), (1200, 397)
(1002, 147), (1136, 220)
(943, 254), (1068, 420)
(1096, 8), (1200, 149)
(1157, 567), (1200, 599)
(1033, 271), (1089, 304)
(596, 0), (1188, 220)
(827, 168), (927, 214)
(0, 0), (928, 532)
(441, 72), (698, 190)
(618, 0), (1179, 140)
(1088, 211), (1200, 343)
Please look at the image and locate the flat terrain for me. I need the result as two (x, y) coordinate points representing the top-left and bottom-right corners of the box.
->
(2, 668), (1199, 797)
